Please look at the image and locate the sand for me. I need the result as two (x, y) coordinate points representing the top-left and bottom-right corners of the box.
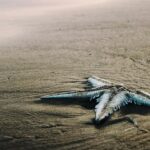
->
(0, 0), (150, 149)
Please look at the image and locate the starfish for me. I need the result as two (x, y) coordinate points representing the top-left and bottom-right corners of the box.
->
(41, 76), (150, 129)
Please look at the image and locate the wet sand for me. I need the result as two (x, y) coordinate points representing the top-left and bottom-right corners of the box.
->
(0, 0), (150, 149)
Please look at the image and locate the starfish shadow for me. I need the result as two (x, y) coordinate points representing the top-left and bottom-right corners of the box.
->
(120, 103), (150, 115)
(85, 104), (150, 128)
(34, 97), (96, 109)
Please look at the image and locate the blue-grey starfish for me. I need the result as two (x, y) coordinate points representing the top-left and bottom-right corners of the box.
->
(41, 76), (150, 127)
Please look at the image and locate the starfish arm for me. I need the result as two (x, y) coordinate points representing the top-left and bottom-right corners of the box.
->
(95, 92), (112, 121)
(41, 90), (104, 101)
(87, 76), (124, 88)
(87, 76), (111, 88)
(126, 92), (150, 106)
(94, 91), (129, 123)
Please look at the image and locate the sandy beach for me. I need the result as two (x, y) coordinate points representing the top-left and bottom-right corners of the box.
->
(0, 0), (150, 149)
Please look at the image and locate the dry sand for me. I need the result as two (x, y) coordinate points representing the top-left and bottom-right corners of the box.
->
(0, 0), (150, 149)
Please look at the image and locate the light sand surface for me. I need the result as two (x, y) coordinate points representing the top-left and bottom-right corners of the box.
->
(0, 0), (150, 149)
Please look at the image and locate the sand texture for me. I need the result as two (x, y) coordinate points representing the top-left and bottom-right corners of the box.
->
(0, 0), (150, 149)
